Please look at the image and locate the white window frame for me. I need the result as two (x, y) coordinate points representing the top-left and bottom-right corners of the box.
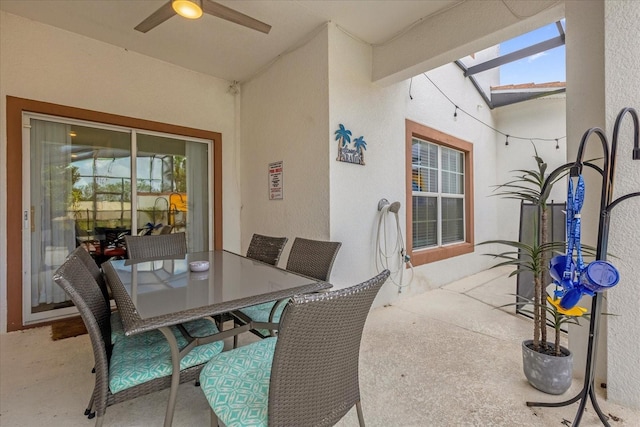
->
(412, 138), (466, 249)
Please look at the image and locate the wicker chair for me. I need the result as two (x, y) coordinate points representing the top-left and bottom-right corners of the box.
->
(225, 234), (288, 341)
(285, 237), (342, 281)
(125, 231), (207, 340)
(245, 233), (289, 266)
(72, 246), (128, 344)
(124, 232), (187, 259)
(53, 253), (223, 427)
(200, 269), (390, 427)
(72, 246), (109, 306)
(235, 237), (342, 339)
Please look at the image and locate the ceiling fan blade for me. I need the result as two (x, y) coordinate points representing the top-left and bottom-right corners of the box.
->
(202, 0), (271, 34)
(134, 1), (176, 33)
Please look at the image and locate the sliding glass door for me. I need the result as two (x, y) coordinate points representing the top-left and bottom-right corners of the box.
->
(136, 133), (210, 252)
(23, 114), (213, 324)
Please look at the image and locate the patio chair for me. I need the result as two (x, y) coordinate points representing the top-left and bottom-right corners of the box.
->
(71, 246), (127, 349)
(53, 253), (223, 427)
(234, 237), (342, 340)
(125, 231), (207, 337)
(124, 232), (187, 259)
(245, 233), (289, 266)
(222, 234), (288, 340)
(200, 269), (390, 427)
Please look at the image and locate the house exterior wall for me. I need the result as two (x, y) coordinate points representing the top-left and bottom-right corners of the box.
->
(326, 23), (406, 295)
(241, 23), (566, 311)
(326, 23), (500, 305)
(494, 97), (567, 241)
(0, 11), (241, 333)
(566, 0), (640, 409)
(602, 0), (640, 409)
(239, 26), (331, 260)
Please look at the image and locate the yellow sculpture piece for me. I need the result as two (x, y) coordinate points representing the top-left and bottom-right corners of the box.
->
(547, 296), (587, 317)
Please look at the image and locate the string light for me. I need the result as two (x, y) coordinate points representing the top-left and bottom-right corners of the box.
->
(421, 73), (566, 146)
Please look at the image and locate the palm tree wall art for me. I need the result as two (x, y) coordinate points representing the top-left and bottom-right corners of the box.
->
(335, 124), (367, 165)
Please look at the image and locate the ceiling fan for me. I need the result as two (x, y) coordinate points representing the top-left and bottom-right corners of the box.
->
(135, 0), (271, 34)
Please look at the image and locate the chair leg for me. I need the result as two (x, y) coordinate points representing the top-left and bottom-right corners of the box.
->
(356, 401), (365, 427)
(84, 390), (95, 416)
(232, 317), (239, 348)
(94, 414), (104, 427)
(210, 407), (219, 427)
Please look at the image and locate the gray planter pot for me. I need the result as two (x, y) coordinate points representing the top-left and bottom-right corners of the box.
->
(521, 340), (573, 395)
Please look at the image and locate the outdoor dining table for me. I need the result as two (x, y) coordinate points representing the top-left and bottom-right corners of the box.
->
(102, 250), (331, 427)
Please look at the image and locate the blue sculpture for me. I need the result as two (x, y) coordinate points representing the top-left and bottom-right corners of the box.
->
(549, 175), (620, 309)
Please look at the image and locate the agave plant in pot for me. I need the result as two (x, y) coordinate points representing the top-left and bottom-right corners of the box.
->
(480, 146), (592, 395)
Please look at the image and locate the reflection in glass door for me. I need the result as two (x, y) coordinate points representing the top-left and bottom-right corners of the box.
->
(23, 115), (212, 324)
(25, 118), (131, 322)
(136, 133), (210, 252)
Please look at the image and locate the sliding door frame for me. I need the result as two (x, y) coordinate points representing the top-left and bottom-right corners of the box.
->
(6, 96), (223, 331)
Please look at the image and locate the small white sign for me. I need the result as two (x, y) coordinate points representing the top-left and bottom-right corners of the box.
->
(269, 161), (283, 200)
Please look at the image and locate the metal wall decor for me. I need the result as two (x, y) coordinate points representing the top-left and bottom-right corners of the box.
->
(335, 124), (367, 165)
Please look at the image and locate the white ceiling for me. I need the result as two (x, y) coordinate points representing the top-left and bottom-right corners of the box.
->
(0, 0), (460, 83)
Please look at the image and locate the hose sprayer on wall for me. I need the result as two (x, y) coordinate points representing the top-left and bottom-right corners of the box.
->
(376, 198), (413, 293)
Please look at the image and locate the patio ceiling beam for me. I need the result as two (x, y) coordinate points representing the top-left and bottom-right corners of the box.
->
(555, 20), (565, 38)
(464, 33), (565, 77)
(491, 88), (566, 108)
(454, 60), (493, 109)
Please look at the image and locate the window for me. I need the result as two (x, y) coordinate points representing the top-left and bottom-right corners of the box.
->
(406, 119), (474, 265)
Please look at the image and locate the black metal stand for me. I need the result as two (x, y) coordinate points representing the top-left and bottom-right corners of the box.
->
(528, 107), (639, 426)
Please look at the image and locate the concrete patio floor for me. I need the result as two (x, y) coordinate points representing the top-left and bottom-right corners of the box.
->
(1, 266), (638, 426)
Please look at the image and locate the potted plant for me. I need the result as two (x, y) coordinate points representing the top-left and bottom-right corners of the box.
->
(480, 146), (591, 394)
(506, 294), (588, 394)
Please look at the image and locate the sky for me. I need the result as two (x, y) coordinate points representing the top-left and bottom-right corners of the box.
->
(499, 20), (566, 85)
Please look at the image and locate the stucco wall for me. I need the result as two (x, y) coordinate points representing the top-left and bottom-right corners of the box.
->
(0, 11), (241, 333)
(326, 24), (501, 305)
(326, 23), (406, 297)
(402, 62), (501, 298)
(603, 0), (640, 409)
(494, 97), (568, 241)
(566, 0), (640, 409)
(565, 0), (609, 390)
(242, 23), (564, 309)
(239, 26), (331, 259)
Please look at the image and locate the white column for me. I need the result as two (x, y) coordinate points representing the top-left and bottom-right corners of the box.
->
(566, 0), (640, 409)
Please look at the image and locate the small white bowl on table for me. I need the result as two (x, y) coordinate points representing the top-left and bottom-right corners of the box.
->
(189, 261), (210, 272)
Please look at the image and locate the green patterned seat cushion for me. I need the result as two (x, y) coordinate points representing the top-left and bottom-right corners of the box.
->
(239, 301), (288, 336)
(200, 337), (277, 427)
(109, 318), (224, 394)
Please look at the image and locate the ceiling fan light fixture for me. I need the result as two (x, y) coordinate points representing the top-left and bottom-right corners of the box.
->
(172, 0), (203, 19)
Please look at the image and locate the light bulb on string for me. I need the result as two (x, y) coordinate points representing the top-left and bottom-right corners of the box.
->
(421, 72), (567, 151)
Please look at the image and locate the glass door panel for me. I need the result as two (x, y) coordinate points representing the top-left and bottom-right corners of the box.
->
(136, 133), (210, 252)
(23, 115), (212, 324)
(26, 117), (130, 322)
